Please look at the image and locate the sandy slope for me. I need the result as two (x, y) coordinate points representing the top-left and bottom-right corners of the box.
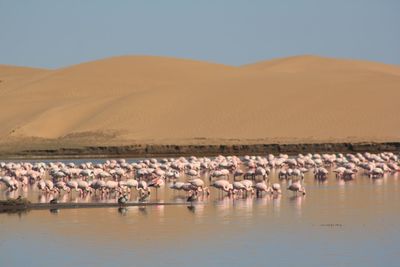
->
(0, 55), (399, 150)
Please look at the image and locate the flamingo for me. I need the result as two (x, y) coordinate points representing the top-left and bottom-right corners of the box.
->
(169, 181), (186, 192)
(238, 179), (254, 196)
(287, 179), (306, 195)
(271, 183), (281, 194)
(211, 180), (235, 196)
(66, 180), (81, 194)
(126, 178), (139, 193)
(233, 181), (246, 194)
(148, 177), (164, 199)
(137, 180), (151, 199)
(188, 178), (210, 195)
(254, 181), (272, 197)
(233, 169), (244, 181)
(0, 176), (18, 191)
(37, 179), (47, 192)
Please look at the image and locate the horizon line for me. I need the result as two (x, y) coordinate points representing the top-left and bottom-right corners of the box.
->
(1, 53), (400, 70)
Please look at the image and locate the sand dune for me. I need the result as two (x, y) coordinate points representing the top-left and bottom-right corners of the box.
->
(0, 55), (399, 150)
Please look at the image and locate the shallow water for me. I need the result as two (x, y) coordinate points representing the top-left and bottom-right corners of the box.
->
(0, 167), (399, 267)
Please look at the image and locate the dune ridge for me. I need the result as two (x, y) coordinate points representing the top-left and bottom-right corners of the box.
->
(0, 55), (399, 153)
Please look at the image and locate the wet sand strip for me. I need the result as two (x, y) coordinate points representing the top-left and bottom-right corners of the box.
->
(2, 142), (400, 159)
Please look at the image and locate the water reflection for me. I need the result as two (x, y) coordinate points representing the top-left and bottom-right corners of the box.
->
(138, 206), (148, 215)
(49, 208), (60, 214)
(289, 195), (305, 217)
(0, 172), (399, 267)
(118, 207), (128, 216)
(272, 194), (281, 214)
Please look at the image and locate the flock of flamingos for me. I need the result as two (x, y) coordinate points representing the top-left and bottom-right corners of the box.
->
(0, 152), (399, 204)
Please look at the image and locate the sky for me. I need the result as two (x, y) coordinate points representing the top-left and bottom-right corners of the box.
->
(0, 0), (399, 68)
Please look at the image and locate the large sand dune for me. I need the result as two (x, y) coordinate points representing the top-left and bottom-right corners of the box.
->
(0, 55), (399, 152)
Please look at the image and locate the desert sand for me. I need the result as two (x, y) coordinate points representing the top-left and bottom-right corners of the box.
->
(0, 55), (399, 155)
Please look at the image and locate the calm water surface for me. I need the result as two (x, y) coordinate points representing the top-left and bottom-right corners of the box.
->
(0, 162), (399, 267)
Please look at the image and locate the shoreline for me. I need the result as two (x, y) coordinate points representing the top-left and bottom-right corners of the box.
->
(1, 142), (399, 160)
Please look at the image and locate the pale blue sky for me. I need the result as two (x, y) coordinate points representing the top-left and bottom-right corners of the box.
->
(0, 0), (399, 68)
